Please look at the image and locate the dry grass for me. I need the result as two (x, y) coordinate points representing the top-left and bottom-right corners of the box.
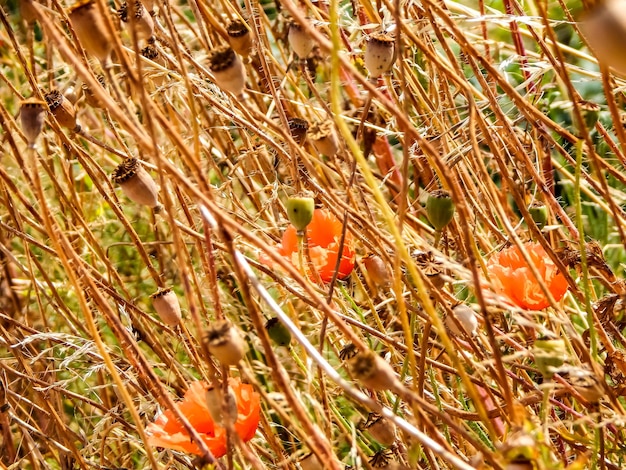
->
(1, 0), (626, 468)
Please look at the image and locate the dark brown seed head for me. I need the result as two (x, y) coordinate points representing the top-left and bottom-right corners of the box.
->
(141, 44), (159, 60)
(288, 117), (309, 144)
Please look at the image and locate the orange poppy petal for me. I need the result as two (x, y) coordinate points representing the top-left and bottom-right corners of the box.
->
(487, 242), (568, 310)
(271, 208), (356, 283)
(147, 378), (260, 458)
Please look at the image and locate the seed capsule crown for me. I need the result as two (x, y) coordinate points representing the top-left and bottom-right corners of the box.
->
(112, 157), (141, 184)
(208, 46), (238, 72)
(227, 19), (249, 38)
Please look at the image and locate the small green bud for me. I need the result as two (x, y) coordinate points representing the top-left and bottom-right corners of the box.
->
(286, 197), (315, 232)
(527, 201), (548, 229)
(265, 317), (292, 346)
(533, 338), (566, 377)
(426, 190), (455, 231)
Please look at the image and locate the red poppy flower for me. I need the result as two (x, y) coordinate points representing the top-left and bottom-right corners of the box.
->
(277, 208), (356, 282)
(146, 378), (260, 457)
(487, 242), (568, 310)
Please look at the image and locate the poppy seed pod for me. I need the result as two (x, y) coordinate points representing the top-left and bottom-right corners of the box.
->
(426, 189), (455, 231)
(445, 304), (477, 337)
(265, 317), (292, 347)
(82, 74), (106, 109)
(364, 414), (396, 446)
(112, 158), (160, 208)
(45, 89), (79, 131)
(527, 201), (548, 229)
(68, 0), (113, 64)
(227, 19), (253, 58)
(364, 31), (395, 78)
(309, 120), (339, 157)
(20, 0), (38, 24)
(118, 1), (154, 42)
(208, 46), (247, 97)
(141, 45), (167, 86)
(205, 383), (237, 427)
(150, 287), (181, 326)
(349, 351), (401, 392)
(362, 254), (390, 288)
(288, 117), (308, 145)
(20, 98), (47, 149)
(581, 0), (626, 76)
(286, 196), (315, 232)
(205, 319), (246, 366)
(299, 453), (324, 470)
(288, 21), (314, 59)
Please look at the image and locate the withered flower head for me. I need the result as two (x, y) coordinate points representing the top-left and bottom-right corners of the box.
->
(150, 287), (181, 326)
(227, 19), (253, 57)
(288, 20), (315, 59)
(288, 117), (309, 145)
(45, 89), (78, 131)
(118, 1), (154, 41)
(111, 157), (160, 209)
(68, 0), (113, 64)
(208, 45), (247, 96)
(308, 120), (339, 157)
(205, 319), (246, 366)
(364, 31), (395, 78)
(20, 97), (47, 149)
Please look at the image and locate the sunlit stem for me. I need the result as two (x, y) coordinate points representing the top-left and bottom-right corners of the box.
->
(297, 230), (305, 275)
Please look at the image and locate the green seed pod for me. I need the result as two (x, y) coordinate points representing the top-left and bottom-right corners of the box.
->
(527, 201), (548, 229)
(533, 338), (566, 378)
(265, 317), (292, 346)
(286, 197), (315, 232)
(426, 189), (455, 231)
